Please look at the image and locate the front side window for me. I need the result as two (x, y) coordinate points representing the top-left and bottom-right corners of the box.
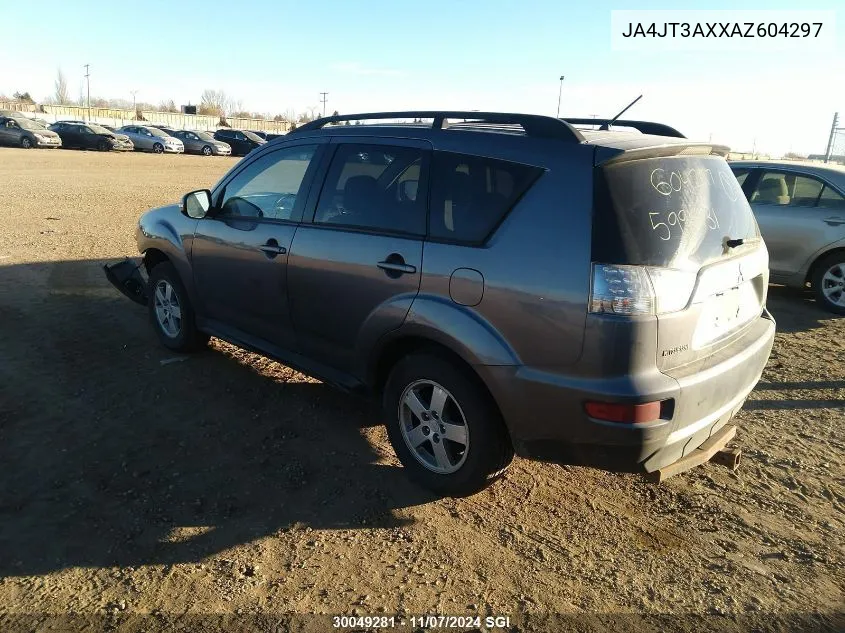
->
(429, 151), (542, 244)
(314, 143), (427, 235)
(218, 144), (318, 222)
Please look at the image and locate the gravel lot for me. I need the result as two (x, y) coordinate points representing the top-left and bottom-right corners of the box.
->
(0, 148), (843, 632)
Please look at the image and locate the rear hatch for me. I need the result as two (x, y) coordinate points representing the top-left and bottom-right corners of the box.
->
(590, 148), (769, 373)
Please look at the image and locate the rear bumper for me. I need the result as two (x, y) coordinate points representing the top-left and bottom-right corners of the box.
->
(480, 311), (775, 473)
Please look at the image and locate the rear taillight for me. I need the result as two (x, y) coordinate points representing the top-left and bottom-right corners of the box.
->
(589, 264), (697, 316)
(584, 400), (662, 424)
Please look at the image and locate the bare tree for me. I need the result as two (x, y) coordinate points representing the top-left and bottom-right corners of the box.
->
(199, 89), (227, 116)
(199, 89), (242, 116)
(54, 69), (69, 105)
(158, 99), (178, 113)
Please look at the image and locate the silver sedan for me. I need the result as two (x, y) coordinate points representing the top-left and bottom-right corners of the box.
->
(731, 160), (845, 313)
(116, 125), (184, 153)
(172, 130), (231, 156)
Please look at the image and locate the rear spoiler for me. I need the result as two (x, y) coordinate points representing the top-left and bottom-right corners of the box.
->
(594, 143), (731, 166)
(564, 118), (686, 139)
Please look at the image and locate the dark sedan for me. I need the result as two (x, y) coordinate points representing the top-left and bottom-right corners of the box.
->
(49, 122), (134, 151)
(213, 128), (266, 156)
(0, 116), (62, 148)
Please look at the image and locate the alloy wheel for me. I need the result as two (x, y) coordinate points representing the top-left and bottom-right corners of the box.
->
(153, 280), (182, 338)
(821, 262), (845, 308)
(398, 379), (470, 474)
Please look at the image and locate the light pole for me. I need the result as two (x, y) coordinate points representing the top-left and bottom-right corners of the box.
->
(556, 75), (565, 118)
(83, 64), (91, 121)
(319, 92), (328, 117)
(130, 90), (138, 113)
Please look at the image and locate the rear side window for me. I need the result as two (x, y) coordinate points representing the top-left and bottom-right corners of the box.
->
(429, 151), (542, 244)
(818, 184), (845, 210)
(595, 155), (760, 270)
(314, 144), (427, 236)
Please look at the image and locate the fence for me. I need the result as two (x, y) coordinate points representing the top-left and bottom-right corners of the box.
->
(0, 101), (291, 133)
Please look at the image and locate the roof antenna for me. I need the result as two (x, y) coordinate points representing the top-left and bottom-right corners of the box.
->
(600, 95), (643, 131)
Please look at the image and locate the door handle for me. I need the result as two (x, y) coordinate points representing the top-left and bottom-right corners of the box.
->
(259, 240), (287, 257)
(823, 217), (845, 226)
(377, 261), (417, 274)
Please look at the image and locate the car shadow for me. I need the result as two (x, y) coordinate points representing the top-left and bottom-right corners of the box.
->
(0, 258), (434, 578)
(765, 284), (840, 333)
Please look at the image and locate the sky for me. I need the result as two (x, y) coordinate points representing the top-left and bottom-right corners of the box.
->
(1, 0), (843, 156)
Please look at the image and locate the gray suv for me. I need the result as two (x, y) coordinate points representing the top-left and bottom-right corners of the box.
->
(107, 111), (775, 495)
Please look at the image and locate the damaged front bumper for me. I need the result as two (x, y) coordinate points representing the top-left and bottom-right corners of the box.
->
(104, 258), (148, 305)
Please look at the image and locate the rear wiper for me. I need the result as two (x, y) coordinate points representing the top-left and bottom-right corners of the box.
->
(726, 238), (744, 249)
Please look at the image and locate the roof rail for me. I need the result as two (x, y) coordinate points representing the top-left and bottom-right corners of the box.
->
(292, 111), (585, 142)
(563, 118), (685, 139)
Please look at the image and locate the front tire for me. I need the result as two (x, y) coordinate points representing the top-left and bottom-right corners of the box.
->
(383, 353), (513, 496)
(21, 137), (33, 149)
(147, 262), (208, 352)
(98, 140), (109, 152)
(202, 145), (213, 156)
(812, 253), (845, 315)
(153, 142), (164, 154)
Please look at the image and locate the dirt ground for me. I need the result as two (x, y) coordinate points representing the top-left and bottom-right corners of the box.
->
(0, 148), (842, 633)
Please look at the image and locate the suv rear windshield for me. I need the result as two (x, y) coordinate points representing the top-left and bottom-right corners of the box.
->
(593, 155), (760, 270)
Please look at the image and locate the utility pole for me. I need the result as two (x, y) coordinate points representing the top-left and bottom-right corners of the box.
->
(319, 92), (328, 117)
(556, 76), (565, 118)
(83, 64), (91, 122)
(130, 90), (138, 116)
(825, 112), (840, 163)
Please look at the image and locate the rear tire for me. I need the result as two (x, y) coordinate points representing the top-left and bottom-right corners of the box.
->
(202, 145), (212, 156)
(20, 137), (33, 149)
(812, 253), (845, 315)
(153, 142), (164, 154)
(383, 353), (513, 496)
(147, 262), (208, 352)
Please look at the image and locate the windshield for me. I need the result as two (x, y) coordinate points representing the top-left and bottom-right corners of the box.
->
(89, 125), (111, 134)
(147, 127), (168, 138)
(195, 131), (214, 141)
(242, 130), (264, 143)
(16, 118), (44, 131)
(594, 155), (761, 270)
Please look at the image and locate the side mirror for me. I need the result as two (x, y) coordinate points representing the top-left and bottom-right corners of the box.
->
(182, 189), (212, 219)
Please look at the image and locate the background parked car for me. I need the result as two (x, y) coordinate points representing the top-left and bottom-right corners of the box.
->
(172, 130), (231, 156)
(247, 130), (269, 140)
(0, 116), (61, 149)
(149, 125), (179, 137)
(117, 125), (184, 153)
(49, 122), (134, 151)
(731, 160), (845, 314)
(213, 128), (265, 156)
